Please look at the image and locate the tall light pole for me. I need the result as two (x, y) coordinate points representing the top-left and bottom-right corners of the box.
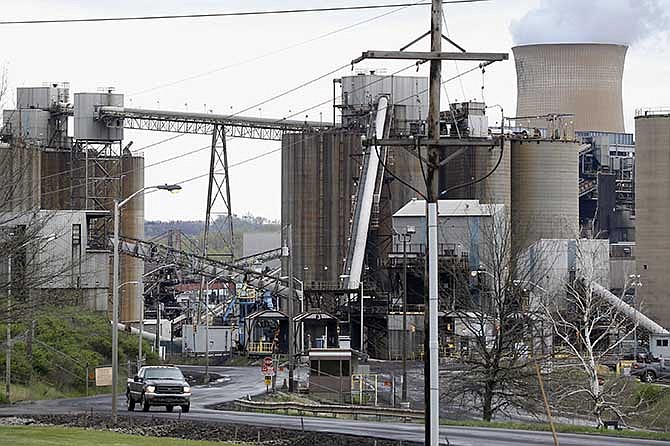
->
(112, 183), (181, 424)
(281, 224), (295, 391)
(5, 232), (57, 404)
(397, 225), (415, 403)
(281, 276), (304, 351)
(138, 264), (176, 370)
(628, 274), (642, 357)
(204, 271), (231, 384)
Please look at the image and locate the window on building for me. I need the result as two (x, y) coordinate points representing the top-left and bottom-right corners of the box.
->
(656, 339), (669, 347)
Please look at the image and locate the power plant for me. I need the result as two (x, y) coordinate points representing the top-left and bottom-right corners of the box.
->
(1, 37), (669, 370)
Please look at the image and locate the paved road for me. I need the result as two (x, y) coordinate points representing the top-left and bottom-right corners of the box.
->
(0, 365), (666, 446)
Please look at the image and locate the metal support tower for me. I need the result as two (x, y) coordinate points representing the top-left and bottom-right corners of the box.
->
(203, 125), (234, 258)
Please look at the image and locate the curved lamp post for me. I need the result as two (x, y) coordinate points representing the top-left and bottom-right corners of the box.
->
(112, 184), (181, 424)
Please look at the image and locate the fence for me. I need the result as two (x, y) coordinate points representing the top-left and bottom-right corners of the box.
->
(233, 398), (423, 421)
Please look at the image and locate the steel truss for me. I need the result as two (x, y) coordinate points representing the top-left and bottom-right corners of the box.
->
(98, 107), (332, 141)
(118, 235), (290, 298)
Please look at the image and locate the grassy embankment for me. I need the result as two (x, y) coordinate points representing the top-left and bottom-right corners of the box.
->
(0, 426), (240, 446)
(0, 306), (158, 403)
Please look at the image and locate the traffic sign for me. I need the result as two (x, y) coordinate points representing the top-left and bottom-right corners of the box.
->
(262, 356), (273, 374)
(264, 376), (272, 386)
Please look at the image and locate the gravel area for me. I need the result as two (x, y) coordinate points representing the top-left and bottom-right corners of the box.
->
(4, 414), (421, 446)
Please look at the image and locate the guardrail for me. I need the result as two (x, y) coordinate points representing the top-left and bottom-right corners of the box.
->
(233, 399), (423, 420)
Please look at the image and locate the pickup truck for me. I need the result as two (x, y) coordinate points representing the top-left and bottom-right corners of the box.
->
(126, 365), (191, 412)
(630, 358), (670, 383)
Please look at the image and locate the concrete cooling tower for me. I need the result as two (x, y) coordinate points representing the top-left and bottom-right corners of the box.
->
(513, 43), (627, 133)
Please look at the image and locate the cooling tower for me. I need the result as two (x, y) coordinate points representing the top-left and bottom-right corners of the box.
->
(513, 43), (627, 133)
(635, 110), (670, 329)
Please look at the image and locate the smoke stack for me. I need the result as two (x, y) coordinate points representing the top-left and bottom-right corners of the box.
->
(513, 43), (627, 133)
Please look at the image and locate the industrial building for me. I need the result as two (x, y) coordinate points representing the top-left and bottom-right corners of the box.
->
(1, 85), (144, 320)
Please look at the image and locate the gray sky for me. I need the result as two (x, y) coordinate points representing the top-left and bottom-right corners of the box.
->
(1, 0), (669, 221)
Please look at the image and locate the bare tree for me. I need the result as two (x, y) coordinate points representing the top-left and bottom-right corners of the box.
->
(441, 207), (552, 421)
(540, 237), (639, 427)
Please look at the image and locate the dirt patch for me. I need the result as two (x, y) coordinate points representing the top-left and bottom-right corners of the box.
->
(24, 414), (421, 445)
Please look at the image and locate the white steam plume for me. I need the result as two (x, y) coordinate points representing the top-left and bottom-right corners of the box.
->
(511, 0), (669, 45)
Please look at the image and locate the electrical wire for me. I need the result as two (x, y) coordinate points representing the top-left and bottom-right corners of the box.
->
(130, 1), (423, 96)
(439, 139), (504, 197)
(0, 2), (486, 25)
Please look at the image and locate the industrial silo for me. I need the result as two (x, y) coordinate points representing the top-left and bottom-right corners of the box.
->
(281, 129), (362, 287)
(635, 110), (670, 329)
(513, 43), (627, 133)
(442, 140), (511, 213)
(120, 155), (145, 321)
(511, 138), (580, 247)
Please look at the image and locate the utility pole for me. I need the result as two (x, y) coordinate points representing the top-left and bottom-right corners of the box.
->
(401, 232), (409, 402)
(5, 256), (11, 404)
(423, 2), (443, 444)
(349, 2), (507, 442)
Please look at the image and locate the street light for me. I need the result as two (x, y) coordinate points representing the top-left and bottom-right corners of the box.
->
(112, 184), (181, 424)
(5, 232), (58, 404)
(393, 224), (415, 403)
(339, 273), (365, 353)
(628, 274), (642, 357)
(138, 264), (176, 370)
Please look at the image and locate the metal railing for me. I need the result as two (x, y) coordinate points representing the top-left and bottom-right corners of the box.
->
(635, 107), (670, 117)
(233, 399), (423, 420)
(248, 342), (274, 354)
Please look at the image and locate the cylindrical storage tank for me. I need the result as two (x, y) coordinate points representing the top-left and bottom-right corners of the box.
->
(441, 140), (511, 213)
(281, 129), (361, 288)
(511, 139), (579, 247)
(120, 155), (144, 321)
(0, 142), (41, 212)
(513, 43), (627, 133)
(635, 111), (670, 329)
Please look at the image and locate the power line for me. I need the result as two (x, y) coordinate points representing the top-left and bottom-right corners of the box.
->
(0, 2), (486, 26)
(130, 1), (421, 96)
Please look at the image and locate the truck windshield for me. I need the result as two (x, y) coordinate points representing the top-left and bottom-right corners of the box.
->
(144, 368), (184, 380)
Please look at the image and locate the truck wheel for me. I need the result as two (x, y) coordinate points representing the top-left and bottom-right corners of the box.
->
(126, 392), (135, 411)
(166, 405), (174, 412)
(141, 393), (150, 412)
(643, 371), (656, 383)
(181, 403), (190, 413)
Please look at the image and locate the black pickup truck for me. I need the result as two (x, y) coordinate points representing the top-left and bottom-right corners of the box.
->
(126, 366), (191, 412)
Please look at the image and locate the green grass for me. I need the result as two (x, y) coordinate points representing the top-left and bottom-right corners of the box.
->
(441, 419), (670, 442)
(0, 426), (241, 446)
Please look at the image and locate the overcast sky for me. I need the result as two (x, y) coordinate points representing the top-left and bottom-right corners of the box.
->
(1, 0), (669, 221)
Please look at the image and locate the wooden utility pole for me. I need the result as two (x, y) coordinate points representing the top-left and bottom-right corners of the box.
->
(424, 2), (442, 444)
(349, 2), (507, 443)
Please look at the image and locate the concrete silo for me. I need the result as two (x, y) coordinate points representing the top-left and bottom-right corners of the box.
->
(635, 110), (670, 329)
(513, 43), (627, 133)
(511, 138), (580, 247)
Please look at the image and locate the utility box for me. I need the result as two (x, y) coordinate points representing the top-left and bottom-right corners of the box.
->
(182, 324), (234, 354)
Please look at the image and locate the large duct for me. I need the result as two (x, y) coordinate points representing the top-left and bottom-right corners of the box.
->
(513, 43), (627, 133)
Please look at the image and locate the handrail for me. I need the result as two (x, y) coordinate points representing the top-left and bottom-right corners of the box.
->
(233, 398), (423, 420)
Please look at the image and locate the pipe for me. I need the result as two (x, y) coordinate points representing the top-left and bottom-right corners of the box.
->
(115, 322), (157, 341)
(591, 282), (669, 335)
(347, 96), (388, 289)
